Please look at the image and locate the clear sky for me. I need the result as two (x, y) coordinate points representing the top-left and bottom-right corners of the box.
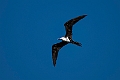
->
(0, 0), (120, 80)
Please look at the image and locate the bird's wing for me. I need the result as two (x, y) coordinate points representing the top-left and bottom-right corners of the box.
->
(64, 15), (87, 39)
(52, 41), (68, 66)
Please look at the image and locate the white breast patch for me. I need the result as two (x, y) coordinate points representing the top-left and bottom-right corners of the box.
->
(61, 37), (70, 42)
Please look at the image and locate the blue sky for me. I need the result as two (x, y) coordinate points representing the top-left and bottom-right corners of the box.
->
(0, 0), (120, 80)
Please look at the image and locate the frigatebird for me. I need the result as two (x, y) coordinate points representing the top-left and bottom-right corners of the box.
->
(52, 14), (87, 66)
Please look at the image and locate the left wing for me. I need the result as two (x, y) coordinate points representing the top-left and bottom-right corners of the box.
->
(52, 41), (68, 66)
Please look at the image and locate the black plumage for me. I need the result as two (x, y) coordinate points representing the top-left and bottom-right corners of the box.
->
(52, 15), (87, 66)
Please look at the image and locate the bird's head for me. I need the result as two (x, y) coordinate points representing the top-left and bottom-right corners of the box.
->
(57, 37), (65, 40)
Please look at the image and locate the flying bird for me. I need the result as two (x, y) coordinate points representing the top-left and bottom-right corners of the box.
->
(52, 14), (87, 67)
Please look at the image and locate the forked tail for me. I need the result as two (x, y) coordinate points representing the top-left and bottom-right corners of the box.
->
(71, 40), (82, 47)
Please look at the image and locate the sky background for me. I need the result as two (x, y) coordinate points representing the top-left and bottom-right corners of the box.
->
(0, 0), (120, 80)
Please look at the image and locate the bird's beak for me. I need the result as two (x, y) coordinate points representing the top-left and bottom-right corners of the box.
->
(57, 38), (61, 40)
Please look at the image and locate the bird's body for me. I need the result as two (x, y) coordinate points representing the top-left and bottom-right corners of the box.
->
(52, 14), (87, 66)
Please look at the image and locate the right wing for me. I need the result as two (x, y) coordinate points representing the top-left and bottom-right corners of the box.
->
(64, 15), (87, 39)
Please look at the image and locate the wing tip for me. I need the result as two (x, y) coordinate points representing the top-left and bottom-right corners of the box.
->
(53, 62), (56, 67)
(82, 14), (87, 18)
(53, 64), (56, 67)
(53, 59), (56, 67)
